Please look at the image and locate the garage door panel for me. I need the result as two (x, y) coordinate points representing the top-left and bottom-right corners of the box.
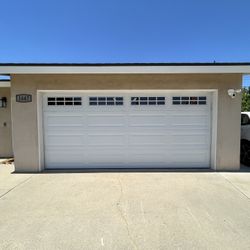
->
(86, 153), (125, 162)
(171, 128), (209, 133)
(45, 152), (85, 168)
(45, 145), (84, 150)
(172, 134), (208, 144)
(88, 107), (126, 113)
(86, 148), (126, 160)
(45, 114), (83, 126)
(129, 134), (167, 145)
(169, 162), (209, 168)
(128, 156), (167, 168)
(43, 92), (212, 169)
(87, 127), (127, 133)
(172, 154), (211, 167)
(87, 115), (125, 127)
(172, 115), (208, 126)
(46, 135), (84, 146)
(173, 124), (209, 130)
(170, 153), (210, 164)
(128, 115), (166, 126)
(85, 163), (126, 168)
(87, 134), (126, 146)
(85, 153), (126, 167)
(46, 129), (83, 135)
(46, 161), (85, 169)
(45, 152), (84, 160)
(171, 145), (210, 151)
(170, 106), (209, 112)
(127, 146), (168, 153)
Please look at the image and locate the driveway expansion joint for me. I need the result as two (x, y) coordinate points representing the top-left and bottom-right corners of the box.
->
(116, 175), (139, 250)
(0, 175), (33, 200)
(220, 173), (250, 201)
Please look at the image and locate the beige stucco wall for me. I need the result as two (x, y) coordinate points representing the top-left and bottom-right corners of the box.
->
(0, 87), (13, 157)
(10, 74), (242, 172)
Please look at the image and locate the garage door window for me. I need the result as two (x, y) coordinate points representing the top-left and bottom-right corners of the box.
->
(172, 96), (206, 105)
(89, 97), (123, 106)
(47, 97), (82, 106)
(131, 97), (165, 105)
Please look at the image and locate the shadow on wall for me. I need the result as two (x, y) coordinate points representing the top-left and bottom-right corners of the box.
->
(11, 167), (250, 174)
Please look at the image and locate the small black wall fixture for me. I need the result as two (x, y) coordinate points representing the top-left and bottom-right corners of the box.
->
(0, 97), (7, 108)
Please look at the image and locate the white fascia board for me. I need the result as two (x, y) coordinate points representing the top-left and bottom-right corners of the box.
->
(0, 81), (10, 87)
(0, 65), (250, 74)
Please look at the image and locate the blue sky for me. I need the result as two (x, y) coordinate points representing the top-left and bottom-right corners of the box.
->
(243, 75), (250, 87)
(0, 0), (250, 64)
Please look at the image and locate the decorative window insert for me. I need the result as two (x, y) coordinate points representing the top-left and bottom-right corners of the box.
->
(131, 97), (165, 105)
(172, 96), (206, 105)
(89, 97), (123, 106)
(47, 97), (82, 106)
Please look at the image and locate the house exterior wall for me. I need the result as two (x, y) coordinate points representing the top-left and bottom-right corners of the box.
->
(10, 74), (242, 172)
(0, 87), (13, 157)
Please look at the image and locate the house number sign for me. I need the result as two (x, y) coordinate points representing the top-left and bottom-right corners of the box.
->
(16, 94), (32, 103)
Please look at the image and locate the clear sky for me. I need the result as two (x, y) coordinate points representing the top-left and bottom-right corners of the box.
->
(0, 0), (250, 64)
(243, 75), (250, 87)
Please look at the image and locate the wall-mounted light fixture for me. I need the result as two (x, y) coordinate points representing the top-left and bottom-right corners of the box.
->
(228, 89), (241, 98)
(0, 97), (7, 108)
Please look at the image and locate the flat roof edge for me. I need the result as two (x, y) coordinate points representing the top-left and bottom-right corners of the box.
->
(0, 62), (250, 66)
(0, 64), (250, 74)
(0, 80), (10, 87)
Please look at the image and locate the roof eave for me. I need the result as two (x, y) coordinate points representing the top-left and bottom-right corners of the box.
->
(0, 64), (250, 74)
(0, 80), (11, 87)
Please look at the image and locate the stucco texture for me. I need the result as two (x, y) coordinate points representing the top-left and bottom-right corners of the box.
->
(10, 74), (242, 172)
(0, 87), (13, 157)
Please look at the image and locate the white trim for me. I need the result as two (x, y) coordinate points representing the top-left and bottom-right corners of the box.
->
(38, 89), (218, 93)
(210, 90), (218, 170)
(10, 87), (15, 162)
(1, 65), (250, 74)
(38, 89), (217, 170)
(0, 81), (10, 87)
(37, 92), (44, 171)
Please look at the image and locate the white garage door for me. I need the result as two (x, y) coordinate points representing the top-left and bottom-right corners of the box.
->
(43, 91), (212, 169)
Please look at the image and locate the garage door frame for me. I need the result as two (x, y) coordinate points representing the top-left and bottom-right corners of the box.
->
(37, 89), (218, 171)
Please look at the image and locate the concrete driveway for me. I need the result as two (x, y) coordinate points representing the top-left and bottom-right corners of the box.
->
(0, 164), (250, 250)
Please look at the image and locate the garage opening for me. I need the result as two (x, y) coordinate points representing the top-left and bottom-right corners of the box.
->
(41, 90), (214, 169)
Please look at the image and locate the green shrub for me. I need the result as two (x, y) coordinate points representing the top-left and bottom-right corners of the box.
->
(242, 87), (250, 112)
